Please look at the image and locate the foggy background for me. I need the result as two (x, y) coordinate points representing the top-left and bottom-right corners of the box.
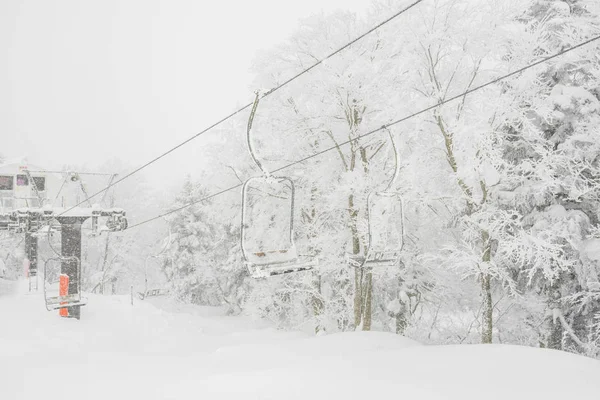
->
(0, 0), (371, 187)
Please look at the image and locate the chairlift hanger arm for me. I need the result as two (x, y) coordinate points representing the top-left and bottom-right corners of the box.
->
(383, 127), (400, 192)
(156, 224), (173, 256)
(246, 91), (270, 177)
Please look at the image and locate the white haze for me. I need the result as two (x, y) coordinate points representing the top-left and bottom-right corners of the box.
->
(0, 0), (371, 185)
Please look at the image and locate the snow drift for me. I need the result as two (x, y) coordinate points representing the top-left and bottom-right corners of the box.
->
(1, 279), (598, 400)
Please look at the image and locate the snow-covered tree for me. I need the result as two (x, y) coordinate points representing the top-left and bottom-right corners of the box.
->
(163, 176), (246, 311)
(497, 0), (600, 352)
(156, 0), (600, 358)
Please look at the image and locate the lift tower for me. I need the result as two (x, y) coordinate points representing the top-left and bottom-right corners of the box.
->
(3, 207), (127, 320)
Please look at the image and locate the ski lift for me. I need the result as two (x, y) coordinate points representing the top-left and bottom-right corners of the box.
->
(43, 256), (87, 311)
(90, 208), (128, 236)
(348, 128), (405, 269)
(241, 176), (316, 277)
(141, 228), (172, 298)
(240, 92), (317, 278)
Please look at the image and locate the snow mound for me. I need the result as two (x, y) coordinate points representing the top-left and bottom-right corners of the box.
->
(0, 283), (598, 400)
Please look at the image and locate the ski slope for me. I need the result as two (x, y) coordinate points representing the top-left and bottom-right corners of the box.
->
(1, 278), (599, 400)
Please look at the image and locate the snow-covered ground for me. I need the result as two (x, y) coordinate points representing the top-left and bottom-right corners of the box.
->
(1, 278), (599, 400)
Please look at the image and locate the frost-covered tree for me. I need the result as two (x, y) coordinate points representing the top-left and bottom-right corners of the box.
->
(69, 158), (167, 295)
(163, 176), (245, 310)
(0, 233), (23, 280)
(497, 0), (600, 352)
(157, 0), (600, 358)
(368, 0), (532, 344)
(249, 8), (421, 331)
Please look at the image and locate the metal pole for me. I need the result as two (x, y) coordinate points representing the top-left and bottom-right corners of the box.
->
(25, 232), (38, 277)
(25, 231), (38, 291)
(59, 218), (84, 320)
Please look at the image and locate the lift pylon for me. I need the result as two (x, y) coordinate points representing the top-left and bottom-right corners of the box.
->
(1, 206), (128, 319)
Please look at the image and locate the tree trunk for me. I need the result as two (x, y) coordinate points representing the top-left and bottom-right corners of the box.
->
(348, 193), (364, 329)
(396, 303), (408, 335)
(481, 273), (493, 343)
(356, 145), (373, 331)
(395, 276), (408, 335)
(481, 230), (493, 344)
(546, 280), (563, 350)
(354, 270), (363, 328)
(304, 186), (325, 334)
(362, 271), (373, 331)
(312, 273), (325, 334)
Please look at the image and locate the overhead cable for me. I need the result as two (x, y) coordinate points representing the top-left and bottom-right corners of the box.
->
(126, 34), (600, 230)
(56, 0), (425, 217)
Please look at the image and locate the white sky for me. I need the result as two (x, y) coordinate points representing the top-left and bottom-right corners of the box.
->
(0, 0), (372, 185)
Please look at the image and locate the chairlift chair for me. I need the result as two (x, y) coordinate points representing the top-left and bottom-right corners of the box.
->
(43, 256), (87, 311)
(241, 176), (317, 278)
(348, 191), (404, 268)
(240, 92), (317, 278)
(347, 128), (405, 269)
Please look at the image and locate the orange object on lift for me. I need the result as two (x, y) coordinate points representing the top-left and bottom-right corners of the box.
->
(59, 274), (69, 317)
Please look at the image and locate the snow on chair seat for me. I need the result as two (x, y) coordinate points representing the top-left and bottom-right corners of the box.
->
(45, 294), (87, 310)
(348, 250), (402, 268)
(247, 257), (317, 278)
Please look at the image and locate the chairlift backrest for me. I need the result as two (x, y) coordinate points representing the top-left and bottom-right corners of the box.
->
(367, 191), (404, 253)
(241, 176), (297, 266)
(348, 191), (404, 268)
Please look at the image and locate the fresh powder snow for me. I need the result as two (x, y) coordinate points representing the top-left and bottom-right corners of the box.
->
(1, 278), (599, 400)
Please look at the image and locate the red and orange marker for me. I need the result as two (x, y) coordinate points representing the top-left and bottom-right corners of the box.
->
(59, 274), (69, 317)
